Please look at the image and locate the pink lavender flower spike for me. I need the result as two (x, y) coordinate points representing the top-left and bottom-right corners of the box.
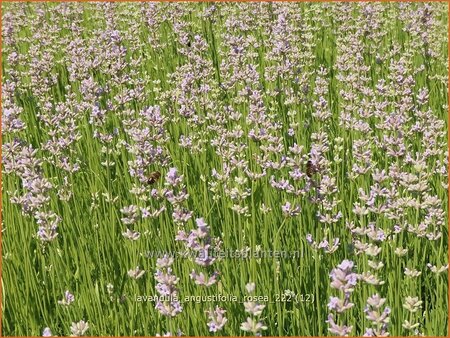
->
(42, 327), (52, 337)
(327, 260), (358, 335)
(57, 290), (75, 306)
(154, 255), (182, 317)
(206, 306), (228, 332)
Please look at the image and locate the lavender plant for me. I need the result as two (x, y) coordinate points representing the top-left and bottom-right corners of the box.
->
(1, 2), (448, 336)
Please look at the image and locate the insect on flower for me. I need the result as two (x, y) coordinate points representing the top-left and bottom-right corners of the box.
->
(306, 160), (320, 178)
(146, 171), (161, 185)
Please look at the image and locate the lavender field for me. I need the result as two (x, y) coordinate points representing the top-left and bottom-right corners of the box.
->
(1, 2), (449, 336)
